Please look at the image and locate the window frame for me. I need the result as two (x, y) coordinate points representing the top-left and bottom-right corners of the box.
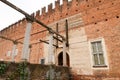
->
(89, 38), (109, 69)
(40, 58), (45, 65)
(91, 41), (105, 65)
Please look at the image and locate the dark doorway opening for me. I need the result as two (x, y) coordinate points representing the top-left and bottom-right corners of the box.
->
(58, 52), (70, 67)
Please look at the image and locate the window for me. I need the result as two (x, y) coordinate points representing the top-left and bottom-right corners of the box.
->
(40, 58), (45, 65)
(15, 49), (18, 56)
(7, 51), (11, 57)
(91, 41), (106, 66)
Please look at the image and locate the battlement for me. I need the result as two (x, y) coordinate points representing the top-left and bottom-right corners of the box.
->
(0, 18), (26, 35)
(0, 0), (81, 32)
(1, 0), (119, 34)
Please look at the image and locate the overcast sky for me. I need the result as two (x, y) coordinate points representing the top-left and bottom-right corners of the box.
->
(0, 0), (64, 31)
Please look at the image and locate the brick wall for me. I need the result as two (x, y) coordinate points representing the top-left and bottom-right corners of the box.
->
(0, 0), (120, 79)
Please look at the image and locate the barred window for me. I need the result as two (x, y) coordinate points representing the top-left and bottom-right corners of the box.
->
(91, 41), (105, 66)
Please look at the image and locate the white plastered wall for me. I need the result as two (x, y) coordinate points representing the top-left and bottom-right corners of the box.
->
(68, 27), (93, 75)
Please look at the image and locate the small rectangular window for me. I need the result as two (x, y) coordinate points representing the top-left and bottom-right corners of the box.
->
(40, 59), (45, 65)
(91, 41), (105, 66)
(7, 51), (11, 57)
(15, 49), (18, 56)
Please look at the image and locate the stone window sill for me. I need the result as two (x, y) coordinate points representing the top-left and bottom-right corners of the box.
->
(93, 65), (107, 68)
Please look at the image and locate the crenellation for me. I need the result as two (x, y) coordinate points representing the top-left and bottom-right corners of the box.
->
(0, 0), (95, 33)
(19, 20), (23, 25)
(63, 0), (69, 6)
(55, 0), (60, 10)
(7, 27), (11, 35)
(48, 3), (53, 13)
(10, 25), (14, 33)
(8, 26), (11, 33)
(71, 0), (79, 11)
(6, 27), (10, 35)
(7, 25), (11, 33)
(68, 0), (72, 6)
(35, 10), (40, 17)
(4, 27), (8, 34)
(17, 20), (21, 25)
(1, 27), (7, 35)
(62, 0), (69, 17)
(31, 13), (35, 18)
(0, 0), (118, 34)
(67, 1), (72, 10)
(0, 0), (114, 33)
(14, 22), (18, 27)
(6, 19), (25, 35)
(41, 7), (46, 15)
(21, 18), (27, 25)
(1, 29), (5, 35)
